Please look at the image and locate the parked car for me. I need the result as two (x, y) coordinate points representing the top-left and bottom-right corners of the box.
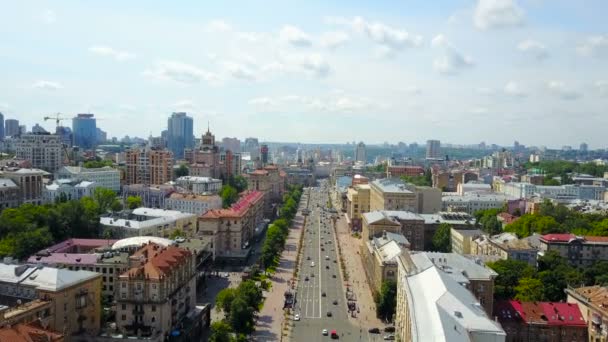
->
(384, 326), (396, 333)
(332, 300), (338, 305)
(322, 329), (328, 336)
(383, 334), (395, 340)
(368, 328), (380, 334)
(294, 314), (300, 321)
(326, 311), (332, 317)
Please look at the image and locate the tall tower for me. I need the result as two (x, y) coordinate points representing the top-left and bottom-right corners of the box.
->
(426, 140), (441, 160)
(72, 113), (97, 149)
(355, 142), (366, 163)
(5, 119), (20, 137)
(0, 112), (4, 140)
(167, 112), (194, 160)
(260, 144), (269, 166)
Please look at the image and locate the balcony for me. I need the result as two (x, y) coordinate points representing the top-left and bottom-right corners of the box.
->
(132, 307), (145, 315)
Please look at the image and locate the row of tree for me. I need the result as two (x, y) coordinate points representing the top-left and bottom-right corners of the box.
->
(220, 175), (249, 208)
(375, 280), (397, 322)
(210, 280), (264, 341)
(399, 168), (432, 187)
(488, 250), (608, 302)
(524, 160), (608, 179)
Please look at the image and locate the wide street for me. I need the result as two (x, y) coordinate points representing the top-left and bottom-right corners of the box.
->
(291, 180), (384, 341)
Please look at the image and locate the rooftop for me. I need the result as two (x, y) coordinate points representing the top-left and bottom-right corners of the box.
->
(122, 243), (192, 280)
(413, 252), (498, 281)
(540, 233), (608, 244)
(452, 228), (484, 237)
(495, 300), (585, 327)
(0, 178), (17, 188)
(100, 208), (195, 229)
(371, 178), (412, 193)
(60, 165), (118, 173)
(419, 212), (473, 225)
(0, 264), (100, 292)
(37, 238), (118, 254)
(168, 192), (221, 202)
(373, 232), (410, 248)
(175, 176), (221, 183)
(363, 210), (422, 225)
(567, 286), (608, 316)
(201, 191), (263, 219)
(0, 322), (63, 342)
(111, 236), (175, 250)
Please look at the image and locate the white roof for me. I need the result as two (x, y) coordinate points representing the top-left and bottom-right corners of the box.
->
(0, 178), (18, 188)
(402, 254), (505, 341)
(111, 236), (175, 250)
(376, 240), (403, 263)
(0, 264), (100, 292)
(363, 210), (422, 224)
(371, 178), (413, 193)
(132, 207), (193, 218)
(176, 176), (221, 183)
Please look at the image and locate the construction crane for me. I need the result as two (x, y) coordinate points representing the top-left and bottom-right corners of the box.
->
(43, 113), (70, 128)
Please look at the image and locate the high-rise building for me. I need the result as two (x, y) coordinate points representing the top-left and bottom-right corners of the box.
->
(31, 123), (48, 134)
(355, 142), (366, 163)
(5, 119), (18, 137)
(55, 126), (72, 147)
(221, 137), (241, 153)
(72, 113), (97, 149)
(19, 125), (26, 135)
(96, 127), (107, 143)
(0, 112), (4, 140)
(125, 146), (174, 185)
(260, 144), (269, 165)
(426, 139), (441, 160)
(244, 137), (260, 160)
(580, 142), (588, 152)
(185, 128), (221, 178)
(14, 133), (64, 172)
(167, 112), (194, 160)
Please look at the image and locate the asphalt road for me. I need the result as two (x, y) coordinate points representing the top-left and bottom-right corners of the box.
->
(291, 180), (384, 342)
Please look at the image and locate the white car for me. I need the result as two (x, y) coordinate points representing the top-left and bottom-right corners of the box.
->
(294, 314), (300, 321)
(322, 329), (328, 336)
(325, 255), (330, 260)
(311, 262), (315, 267)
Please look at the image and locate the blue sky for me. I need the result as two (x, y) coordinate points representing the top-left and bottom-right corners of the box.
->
(1, 0), (607, 148)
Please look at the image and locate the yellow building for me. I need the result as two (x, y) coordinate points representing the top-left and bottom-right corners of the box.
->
(450, 228), (483, 255)
(370, 179), (417, 212)
(566, 286), (608, 341)
(346, 184), (370, 230)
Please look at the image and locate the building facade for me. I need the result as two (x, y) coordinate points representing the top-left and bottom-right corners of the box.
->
(355, 142), (366, 163)
(2, 168), (46, 205)
(5, 119), (19, 138)
(14, 133), (63, 172)
(166, 112), (194, 160)
(247, 165), (285, 216)
(125, 147), (174, 186)
(566, 286), (608, 342)
(174, 176), (222, 195)
(539, 234), (608, 267)
(471, 232), (539, 266)
(164, 193), (222, 215)
(72, 113), (97, 150)
(43, 179), (99, 203)
(451, 228), (484, 255)
(0, 178), (20, 210)
(56, 166), (121, 193)
(100, 207), (197, 238)
(425, 139), (441, 160)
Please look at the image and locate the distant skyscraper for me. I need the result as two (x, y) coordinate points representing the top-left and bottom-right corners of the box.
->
(260, 144), (269, 165)
(426, 140), (441, 160)
(72, 113), (97, 149)
(31, 123), (48, 134)
(96, 127), (107, 143)
(0, 112), (4, 140)
(5, 119), (19, 137)
(244, 137), (260, 160)
(221, 137), (241, 152)
(355, 142), (366, 163)
(167, 112), (194, 160)
(19, 125), (26, 135)
(55, 126), (72, 147)
(580, 142), (588, 152)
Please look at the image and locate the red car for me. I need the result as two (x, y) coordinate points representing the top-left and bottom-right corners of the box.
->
(331, 330), (338, 339)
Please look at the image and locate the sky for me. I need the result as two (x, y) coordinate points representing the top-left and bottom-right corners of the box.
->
(1, 0), (607, 148)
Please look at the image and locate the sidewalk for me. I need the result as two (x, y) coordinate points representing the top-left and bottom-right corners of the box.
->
(252, 214), (304, 342)
(335, 212), (384, 330)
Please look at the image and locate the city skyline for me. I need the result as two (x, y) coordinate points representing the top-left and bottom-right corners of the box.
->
(1, 1), (608, 147)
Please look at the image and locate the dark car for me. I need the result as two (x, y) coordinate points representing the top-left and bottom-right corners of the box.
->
(311, 273), (315, 277)
(332, 300), (338, 305)
(321, 247), (325, 251)
(368, 328), (380, 334)
(326, 265), (330, 269)
(332, 274), (337, 278)
(326, 311), (332, 317)
(333, 260), (337, 263)
(305, 276), (309, 281)
(322, 292), (326, 297)
(384, 326), (396, 333)
(307, 256), (311, 260)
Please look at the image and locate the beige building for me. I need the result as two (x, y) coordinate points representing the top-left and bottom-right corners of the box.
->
(14, 133), (64, 172)
(0, 263), (101, 340)
(370, 179), (418, 212)
(198, 191), (264, 261)
(100, 207), (198, 238)
(471, 232), (539, 266)
(165, 192), (222, 215)
(361, 232), (409, 294)
(346, 184), (371, 230)
(116, 243), (196, 340)
(0, 299), (53, 328)
(125, 147), (174, 186)
(451, 228), (484, 255)
(2, 168), (47, 205)
(0, 178), (20, 211)
(566, 285), (608, 341)
(362, 211), (425, 250)
(247, 165), (285, 215)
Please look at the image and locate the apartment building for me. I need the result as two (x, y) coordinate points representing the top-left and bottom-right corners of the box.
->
(164, 192), (222, 215)
(442, 193), (513, 215)
(125, 147), (174, 186)
(115, 243), (198, 340)
(451, 228), (484, 255)
(566, 285), (608, 341)
(495, 300), (587, 342)
(14, 133), (63, 172)
(395, 251), (505, 341)
(0, 178), (20, 210)
(346, 184), (371, 231)
(370, 178), (418, 212)
(121, 184), (175, 209)
(2, 168), (46, 205)
(247, 165), (285, 215)
(361, 232), (409, 294)
(472, 232), (539, 266)
(0, 299), (53, 329)
(0, 263), (101, 340)
(198, 191), (264, 261)
(56, 166), (121, 192)
(174, 176), (222, 195)
(100, 207), (197, 238)
(43, 179), (99, 204)
(385, 165), (424, 178)
(539, 234), (608, 267)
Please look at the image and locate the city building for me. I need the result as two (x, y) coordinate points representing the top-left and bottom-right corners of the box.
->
(539, 234), (608, 267)
(174, 176), (222, 195)
(121, 184), (175, 209)
(283, 166), (315, 187)
(370, 178), (417, 212)
(0, 322), (64, 342)
(221, 137), (241, 153)
(451, 228), (484, 255)
(0, 263), (101, 339)
(31, 123), (48, 134)
(260, 144), (269, 165)
(219, 149), (242, 178)
(2, 168), (47, 205)
(125, 146), (174, 186)
(361, 231), (409, 294)
(355, 142), (366, 163)
(95, 127), (107, 143)
(471, 233), (539, 266)
(0, 112), (4, 140)
(185, 128), (220, 178)
(115, 243), (203, 340)
(247, 165), (285, 216)
(100, 207), (197, 238)
(43, 179), (99, 203)
(0, 298), (52, 328)
(5, 119), (20, 138)
(198, 191), (264, 261)
(55, 166), (121, 193)
(14, 133), (64, 172)
(386, 165), (424, 178)
(243, 137), (260, 161)
(442, 193), (514, 215)
(495, 300), (587, 342)
(425, 139), (441, 160)
(346, 184), (371, 231)
(0, 178), (20, 211)
(395, 251), (505, 341)
(164, 192), (222, 215)
(166, 112), (194, 159)
(566, 285), (608, 341)
(72, 113), (97, 150)
(500, 182), (606, 201)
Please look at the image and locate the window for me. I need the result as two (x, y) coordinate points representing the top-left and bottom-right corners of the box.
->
(122, 304), (126, 310)
(152, 316), (156, 322)
(121, 315), (126, 321)
(76, 294), (87, 309)
(152, 284), (157, 289)
(121, 293), (126, 299)
(121, 283), (126, 288)
(109, 268), (114, 274)
(152, 305), (156, 312)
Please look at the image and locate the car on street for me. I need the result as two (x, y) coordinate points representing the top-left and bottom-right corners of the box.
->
(326, 311), (332, 317)
(384, 334), (395, 340)
(325, 255), (330, 260)
(331, 330), (338, 339)
(294, 314), (300, 321)
(332, 300), (338, 305)
(322, 329), (328, 336)
(311, 262), (315, 267)
(311, 273), (315, 277)
(333, 260), (337, 263)
(326, 265), (329, 269)
(384, 326), (396, 333)
(332, 274), (337, 278)
(304, 276), (309, 281)
(368, 328), (380, 334)
(321, 247), (325, 251)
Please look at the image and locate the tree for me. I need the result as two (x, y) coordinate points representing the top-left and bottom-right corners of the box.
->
(216, 288), (237, 315)
(231, 175), (248, 193)
(487, 259), (535, 299)
(229, 297), (255, 334)
(431, 223), (451, 252)
(110, 200), (123, 213)
(92, 188), (118, 214)
(221, 185), (238, 208)
(83, 159), (113, 168)
(209, 321), (233, 342)
(175, 164), (189, 178)
(375, 280), (397, 322)
(126, 196), (143, 210)
(514, 277), (543, 302)
(237, 280), (263, 310)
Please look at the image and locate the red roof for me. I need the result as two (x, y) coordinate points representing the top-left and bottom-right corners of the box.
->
(495, 301), (585, 327)
(201, 191), (263, 219)
(497, 212), (518, 224)
(540, 233), (576, 243)
(539, 302), (586, 326)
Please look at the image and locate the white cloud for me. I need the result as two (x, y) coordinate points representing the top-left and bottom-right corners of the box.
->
(89, 46), (135, 61)
(289, 53), (330, 78)
(473, 0), (525, 30)
(41, 9), (56, 24)
(577, 35), (608, 57)
(119, 104), (137, 111)
(595, 80), (608, 96)
(329, 16), (422, 54)
(205, 19), (232, 33)
(471, 107), (489, 114)
(279, 25), (312, 47)
(249, 97), (276, 108)
(249, 94), (379, 113)
(222, 62), (256, 80)
(236, 32), (268, 43)
(504, 81), (526, 97)
(143, 61), (219, 84)
(431, 34), (473, 74)
(546, 81), (581, 100)
(404, 86), (422, 95)
(476, 87), (495, 95)
(0, 103), (9, 110)
(32, 80), (63, 90)
(173, 100), (196, 110)
(320, 31), (350, 49)
(517, 40), (548, 60)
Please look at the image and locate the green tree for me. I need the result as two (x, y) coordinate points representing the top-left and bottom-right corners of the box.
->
(431, 223), (452, 252)
(216, 288), (237, 315)
(92, 188), (118, 214)
(126, 196), (143, 210)
(487, 259), (536, 299)
(237, 280), (263, 310)
(514, 277), (544, 301)
(209, 321), (233, 342)
(229, 297), (255, 334)
(169, 229), (185, 240)
(83, 160), (113, 168)
(230, 175), (248, 193)
(221, 185), (239, 208)
(175, 164), (189, 178)
(375, 280), (397, 322)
